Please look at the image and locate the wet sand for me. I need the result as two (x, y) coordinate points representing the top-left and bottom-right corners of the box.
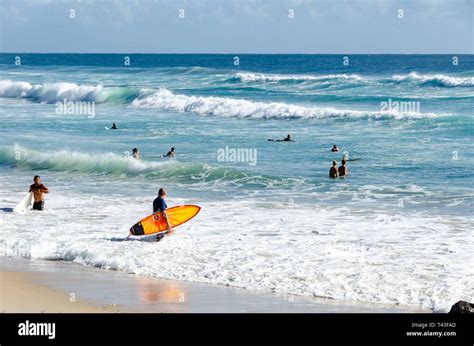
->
(0, 257), (429, 313)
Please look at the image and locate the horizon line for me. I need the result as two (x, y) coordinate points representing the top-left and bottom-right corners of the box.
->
(1, 52), (473, 55)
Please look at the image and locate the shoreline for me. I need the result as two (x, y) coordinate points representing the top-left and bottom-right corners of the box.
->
(0, 256), (429, 313)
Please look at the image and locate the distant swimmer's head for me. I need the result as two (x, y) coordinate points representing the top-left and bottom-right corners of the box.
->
(158, 188), (167, 197)
(332, 161), (337, 166)
(132, 148), (140, 158)
(33, 175), (40, 184)
(333, 145), (338, 149)
(286, 134), (292, 140)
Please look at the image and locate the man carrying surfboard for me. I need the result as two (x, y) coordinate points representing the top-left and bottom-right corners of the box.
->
(29, 175), (49, 211)
(128, 192), (200, 240)
(153, 188), (175, 241)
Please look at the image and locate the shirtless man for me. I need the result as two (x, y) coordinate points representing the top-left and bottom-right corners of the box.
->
(132, 148), (140, 159)
(29, 175), (49, 211)
(164, 147), (176, 158)
(338, 159), (348, 177)
(329, 161), (338, 178)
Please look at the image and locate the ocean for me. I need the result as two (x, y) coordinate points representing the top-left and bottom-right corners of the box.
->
(0, 53), (473, 311)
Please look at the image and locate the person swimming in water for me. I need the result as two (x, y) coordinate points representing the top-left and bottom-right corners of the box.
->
(111, 123), (118, 130)
(29, 175), (49, 211)
(329, 161), (338, 178)
(153, 188), (175, 241)
(331, 144), (340, 152)
(268, 134), (294, 142)
(338, 159), (348, 177)
(132, 148), (140, 158)
(164, 147), (176, 158)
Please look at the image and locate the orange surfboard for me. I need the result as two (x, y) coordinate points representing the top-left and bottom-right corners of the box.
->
(130, 205), (201, 236)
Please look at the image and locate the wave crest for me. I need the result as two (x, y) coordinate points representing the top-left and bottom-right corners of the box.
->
(390, 72), (474, 87)
(132, 88), (442, 120)
(0, 80), (139, 104)
(0, 146), (298, 188)
(235, 72), (362, 83)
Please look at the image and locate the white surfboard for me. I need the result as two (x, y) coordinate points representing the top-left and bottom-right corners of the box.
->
(13, 192), (34, 212)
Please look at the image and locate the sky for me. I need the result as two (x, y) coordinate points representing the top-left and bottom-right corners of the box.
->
(0, 0), (473, 54)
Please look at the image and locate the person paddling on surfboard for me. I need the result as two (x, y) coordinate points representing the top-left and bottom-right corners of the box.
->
(268, 134), (294, 142)
(111, 122), (118, 129)
(153, 188), (175, 241)
(29, 175), (49, 211)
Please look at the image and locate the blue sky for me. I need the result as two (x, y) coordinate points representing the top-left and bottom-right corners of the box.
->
(0, 0), (472, 53)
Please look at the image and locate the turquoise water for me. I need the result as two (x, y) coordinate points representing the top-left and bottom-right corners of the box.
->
(1, 54), (473, 310)
(1, 54), (473, 213)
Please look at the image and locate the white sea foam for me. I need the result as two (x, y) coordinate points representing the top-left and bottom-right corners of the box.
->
(0, 80), (105, 103)
(131, 88), (443, 120)
(235, 71), (474, 88)
(1, 179), (472, 312)
(0, 146), (303, 190)
(0, 79), (456, 119)
(236, 72), (362, 82)
(391, 72), (474, 87)
(0, 146), (167, 174)
(0, 80), (106, 103)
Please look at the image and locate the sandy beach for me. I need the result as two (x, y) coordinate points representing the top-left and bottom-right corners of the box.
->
(0, 257), (429, 313)
(0, 271), (112, 313)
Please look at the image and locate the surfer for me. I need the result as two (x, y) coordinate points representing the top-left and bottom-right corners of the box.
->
(132, 148), (140, 159)
(111, 123), (118, 130)
(331, 144), (340, 152)
(268, 134), (294, 142)
(338, 159), (348, 177)
(329, 161), (338, 178)
(153, 188), (175, 241)
(164, 147), (176, 158)
(29, 175), (49, 211)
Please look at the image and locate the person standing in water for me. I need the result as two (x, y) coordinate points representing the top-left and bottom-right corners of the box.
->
(338, 159), (348, 177)
(164, 147), (176, 157)
(29, 175), (49, 211)
(329, 161), (338, 178)
(132, 148), (140, 158)
(153, 188), (175, 241)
